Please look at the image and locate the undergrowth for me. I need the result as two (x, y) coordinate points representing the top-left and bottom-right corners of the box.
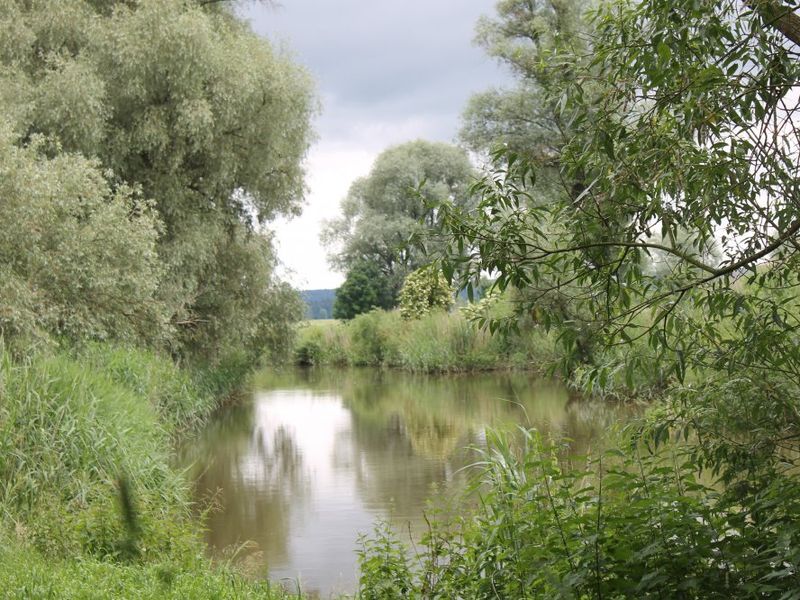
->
(294, 309), (559, 373)
(358, 427), (800, 598)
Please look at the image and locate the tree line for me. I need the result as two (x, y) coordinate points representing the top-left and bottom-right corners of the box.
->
(0, 0), (314, 366)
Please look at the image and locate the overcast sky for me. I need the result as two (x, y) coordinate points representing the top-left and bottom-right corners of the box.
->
(245, 1), (509, 289)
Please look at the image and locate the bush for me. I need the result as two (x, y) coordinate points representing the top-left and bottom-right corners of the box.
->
(399, 267), (454, 321)
(294, 326), (327, 366)
(359, 427), (800, 597)
(294, 321), (351, 367)
(357, 522), (414, 600)
(347, 310), (400, 366)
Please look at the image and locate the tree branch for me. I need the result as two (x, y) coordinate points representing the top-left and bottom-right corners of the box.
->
(749, 0), (800, 47)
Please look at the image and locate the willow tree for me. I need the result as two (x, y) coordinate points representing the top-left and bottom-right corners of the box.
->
(0, 0), (315, 361)
(461, 0), (590, 164)
(324, 140), (475, 308)
(438, 0), (800, 477)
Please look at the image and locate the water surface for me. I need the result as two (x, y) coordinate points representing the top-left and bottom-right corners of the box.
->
(182, 368), (634, 597)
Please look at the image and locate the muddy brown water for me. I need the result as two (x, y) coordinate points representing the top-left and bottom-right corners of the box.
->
(180, 368), (636, 597)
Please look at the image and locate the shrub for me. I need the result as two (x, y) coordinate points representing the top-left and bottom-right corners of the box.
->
(347, 310), (400, 366)
(399, 267), (454, 321)
(294, 325), (327, 366)
(359, 427), (800, 597)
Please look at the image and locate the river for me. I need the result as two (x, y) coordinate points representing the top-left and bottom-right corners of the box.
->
(180, 368), (635, 597)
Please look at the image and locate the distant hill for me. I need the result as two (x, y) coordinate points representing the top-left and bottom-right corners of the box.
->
(301, 288), (336, 320)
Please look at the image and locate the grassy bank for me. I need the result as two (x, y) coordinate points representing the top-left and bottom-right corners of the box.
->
(292, 308), (667, 400)
(294, 309), (560, 373)
(0, 344), (292, 599)
(0, 541), (289, 599)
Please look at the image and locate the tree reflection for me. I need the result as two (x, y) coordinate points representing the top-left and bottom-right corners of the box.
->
(181, 367), (640, 596)
(182, 403), (308, 570)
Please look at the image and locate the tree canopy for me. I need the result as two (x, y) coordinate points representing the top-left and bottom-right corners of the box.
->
(332, 261), (394, 320)
(324, 140), (476, 308)
(436, 0), (800, 478)
(0, 0), (315, 362)
(460, 0), (590, 166)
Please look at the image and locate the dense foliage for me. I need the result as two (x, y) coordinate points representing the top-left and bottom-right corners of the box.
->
(333, 261), (394, 320)
(324, 140), (476, 308)
(398, 267), (454, 321)
(294, 307), (558, 372)
(0, 0), (314, 362)
(359, 0), (800, 597)
(360, 428), (800, 598)
(0, 126), (165, 351)
(436, 0), (800, 468)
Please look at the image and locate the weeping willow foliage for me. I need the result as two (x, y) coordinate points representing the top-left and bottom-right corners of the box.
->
(0, 0), (315, 362)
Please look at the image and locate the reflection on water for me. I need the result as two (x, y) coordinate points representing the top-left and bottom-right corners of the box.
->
(181, 368), (637, 597)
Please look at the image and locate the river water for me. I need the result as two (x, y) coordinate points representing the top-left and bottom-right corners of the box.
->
(181, 368), (634, 597)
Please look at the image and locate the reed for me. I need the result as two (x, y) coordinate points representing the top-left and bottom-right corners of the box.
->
(294, 309), (560, 373)
(0, 344), (300, 597)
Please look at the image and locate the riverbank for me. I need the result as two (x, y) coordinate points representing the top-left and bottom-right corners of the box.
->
(293, 309), (560, 373)
(0, 344), (296, 599)
(292, 308), (668, 400)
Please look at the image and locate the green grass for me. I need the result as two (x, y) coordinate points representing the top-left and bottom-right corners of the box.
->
(294, 309), (559, 373)
(0, 541), (292, 599)
(0, 343), (304, 598)
(0, 348), (188, 557)
(73, 343), (219, 435)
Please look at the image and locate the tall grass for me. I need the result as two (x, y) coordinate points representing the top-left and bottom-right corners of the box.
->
(359, 428), (800, 598)
(74, 343), (220, 435)
(294, 309), (560, 373)
(0, 344), (296, 597)
(0, 347), (192, 558)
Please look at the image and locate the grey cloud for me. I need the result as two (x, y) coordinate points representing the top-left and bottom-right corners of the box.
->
(245, 0), (508, 143)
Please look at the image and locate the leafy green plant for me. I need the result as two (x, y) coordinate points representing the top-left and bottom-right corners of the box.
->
(399, 268), (454, 321)
(360, 427), (800, 597)
(357, 522), (415, 600)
